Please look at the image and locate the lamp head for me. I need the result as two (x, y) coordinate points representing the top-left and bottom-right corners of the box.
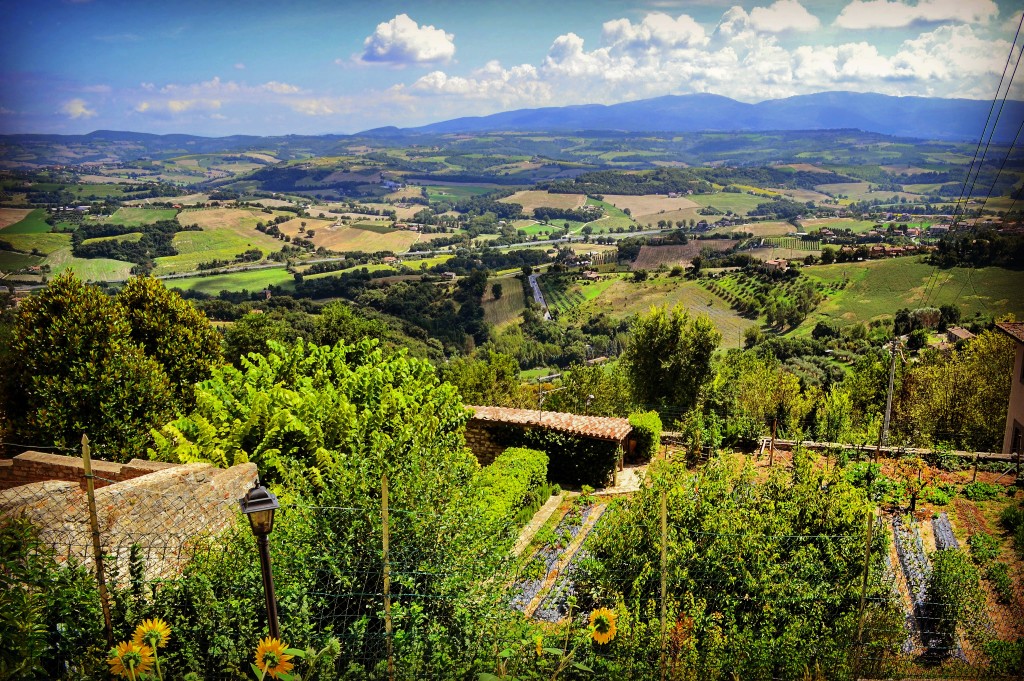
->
(239, 480), (279, 536)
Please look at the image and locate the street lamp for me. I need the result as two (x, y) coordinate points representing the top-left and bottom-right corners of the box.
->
(239, 480), (281, 639)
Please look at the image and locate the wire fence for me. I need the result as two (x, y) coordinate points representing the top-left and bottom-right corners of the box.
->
(1, 450), (1022, 680)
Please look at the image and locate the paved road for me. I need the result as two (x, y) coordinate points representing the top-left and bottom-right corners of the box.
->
(527, 273), (551, 320)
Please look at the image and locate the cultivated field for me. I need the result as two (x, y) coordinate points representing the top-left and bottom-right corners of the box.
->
(500, 190), (586, 215)
(688, 192), (766, 216)
(105, 207), (178, 227)
(798, 217), (879, 233)
(711, 221), (794, 237)
(0, 208), (33, 230)
(631, 240), (734, 270)
(773, 188), (832, 202)
(1, 208), (50, 234)
(578, 276), (756, 349)
(150, 208), (284, 275)
(814, 182), (925, 203)
(799, 259), (1024, 331)
(81, 232), (143, 246)
(777, 163), (833, 173)
(166, 268), (296, 295)
(482, 276), (528, 328)
(602, 194), (699, 219)
(310, 224), (421, 253)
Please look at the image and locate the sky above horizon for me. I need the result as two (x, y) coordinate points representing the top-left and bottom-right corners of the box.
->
(0, 0), (1021, 136)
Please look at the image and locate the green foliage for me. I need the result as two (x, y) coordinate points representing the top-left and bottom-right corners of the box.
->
(967, 531), (1000, 566)
(985, 561), (1014, 604)
(925, 549), (985, 644)
(922, 483), (954, 506)
(961, 481), (1004, 501)
(474, 447), (548, 536)
(817, 386), (853, 443)
(543, 362), (634, 418)
(439, 350), (531, 408)
(523, 428), (621, 489)
(574, 455), (896, 679)
(621, 305), (720, 417)
(627, 410), (661, 461)
(117, 276), (222, 408)
(1000, 501), (1024, 557)
(0, 517), (104, 680)
(2, 272), (176, 460)
(983, 639), (1024, 676)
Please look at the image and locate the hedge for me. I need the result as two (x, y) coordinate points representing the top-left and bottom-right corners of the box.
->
(524, 429), (620, 489)
(475, 447), (549, 531)
(629, 410), (662, 461)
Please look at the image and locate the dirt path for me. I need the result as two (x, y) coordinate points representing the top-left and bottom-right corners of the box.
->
(514, 493), (566, 557)
(523, 504), (605, 619)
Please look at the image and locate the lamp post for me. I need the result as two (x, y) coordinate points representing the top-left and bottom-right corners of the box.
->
(239, 480), (281, 639)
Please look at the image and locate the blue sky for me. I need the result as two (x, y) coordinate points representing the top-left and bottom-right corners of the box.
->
(0, 0), (1020, 136)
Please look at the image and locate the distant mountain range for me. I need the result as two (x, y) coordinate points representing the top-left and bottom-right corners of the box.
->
(367, 91), (1023, 143)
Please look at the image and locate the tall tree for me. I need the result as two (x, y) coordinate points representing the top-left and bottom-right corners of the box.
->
(621, 305), (721, 416)
(3, 272), (175, 460)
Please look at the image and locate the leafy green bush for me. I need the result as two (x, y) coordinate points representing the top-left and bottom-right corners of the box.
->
(923, 483), (955, 506)
(0, 517), (104, 680)
(926, 549), (985, 645)
(984, 638), (1024, 674)
(986, 561), (1014, 604)
(475, 447), (549, 533)
(961, 481), (1004, 501)
(628, 410), (662, 461)
(967, 531), (1000, 566)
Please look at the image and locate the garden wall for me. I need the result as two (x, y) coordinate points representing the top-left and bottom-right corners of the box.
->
(0, 450), (177, 490)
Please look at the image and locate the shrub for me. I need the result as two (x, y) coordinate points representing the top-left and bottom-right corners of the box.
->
(967, 531), (1000, 566)
(984, 639), (1024, 676)
(926, 549), (985, 645)
(628, 410), (662, 461)
(986, 561), (1014, 604)
(923, 483), (955, 506)
(475, 447), (549, 532)
(961, 481), (1004, 501)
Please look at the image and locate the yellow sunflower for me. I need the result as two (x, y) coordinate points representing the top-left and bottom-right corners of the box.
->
(255, 636), (295, 679)
(133, 618), (172, 649)
(107, 640), (154, 679)
(589, 607), (617, 645)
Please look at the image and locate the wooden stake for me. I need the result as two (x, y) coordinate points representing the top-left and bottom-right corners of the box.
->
(82, 434), (113, 646)
(659, 486), (668, 681)
(382, 474), (394, 681)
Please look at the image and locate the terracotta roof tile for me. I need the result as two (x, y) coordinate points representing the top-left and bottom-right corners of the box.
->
(996, 322), (1024, 344)
(467, 405), (632, 441)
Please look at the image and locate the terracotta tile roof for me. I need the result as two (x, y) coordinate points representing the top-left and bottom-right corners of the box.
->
(996, 322), (1024, 344)
(468, 405), (632, 441)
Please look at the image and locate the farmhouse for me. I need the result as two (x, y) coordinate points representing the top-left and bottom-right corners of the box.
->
(764, 258), (788, 272)
(947, 326), (974, 343)
(996, 322), (1024, 455)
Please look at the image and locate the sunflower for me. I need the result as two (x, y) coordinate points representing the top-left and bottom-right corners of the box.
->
(107, 640), (154, 679)
(133, 618), (172, 649)
(589, 607), (617, 645)
(255, 636), (295, 679)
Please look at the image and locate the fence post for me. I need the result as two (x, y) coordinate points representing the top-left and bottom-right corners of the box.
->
(659, 485), (668, 681)
(81, 434), (113, 646)
(972, 451), (979, 483)
(855, 508), (875, 672)
(381, 474), (394, 681)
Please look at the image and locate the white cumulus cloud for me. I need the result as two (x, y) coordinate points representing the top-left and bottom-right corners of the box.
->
(60, 98), (96, 119)
(360, 14), (455, 65)
(834, 0), (999, 30)
(749, 0), (821, 32)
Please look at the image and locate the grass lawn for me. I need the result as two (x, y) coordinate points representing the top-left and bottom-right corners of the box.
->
(166, 268), (296, 295)
(798, 259), (1024, 332)
(1, 208), (51, 234)
(106, 207), (179, 227)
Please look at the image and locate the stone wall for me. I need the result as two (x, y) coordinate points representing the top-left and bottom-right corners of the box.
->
(0, 462), (258, 582)
(464, 420), (514, 465)
(0, 451), (177, 491)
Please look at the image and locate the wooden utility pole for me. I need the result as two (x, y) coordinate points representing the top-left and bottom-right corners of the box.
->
(880, 338), (898, 448)
(381, 474), (394, 681)
(659, 486), (668, 681)
(81, 434), (113, 646)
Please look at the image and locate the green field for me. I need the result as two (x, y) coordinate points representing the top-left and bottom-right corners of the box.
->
(689, 192), (767, 215)
(577, 276), (756, 349)
(1, 208), (51, 234)
(423, 185), (493, 203)
(482, 276), (527, 328)
(0, 250), (44, 271)
(798, 259), (1024, 332)
(153, 229), (276, 276)
(106, 207), (179, 227)
(166, 268), (296, 295)
(0, 232), (72, 255)
(81, 232), (143, 246)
